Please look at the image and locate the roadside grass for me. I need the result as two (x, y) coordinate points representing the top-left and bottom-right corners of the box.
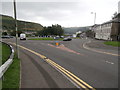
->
(104, 41), (120, 47)
(73, 37), (81, 39)
(1, 43), (11, 64)
(2, 53), (20, 88)
(29, 37), (63, 40)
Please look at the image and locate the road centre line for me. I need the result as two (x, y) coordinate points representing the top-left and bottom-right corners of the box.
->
(9, 42), (95, 90)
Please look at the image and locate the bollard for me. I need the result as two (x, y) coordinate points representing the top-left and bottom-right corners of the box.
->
(56, 42), (59, 46)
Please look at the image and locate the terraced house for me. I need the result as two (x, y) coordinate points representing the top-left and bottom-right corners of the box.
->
(93, 2), (120, 41)
(93, 22), (112, 40)
(93, 16), (119, 41)
(111, 13), (120, 41)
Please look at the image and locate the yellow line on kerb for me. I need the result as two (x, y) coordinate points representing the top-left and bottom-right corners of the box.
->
(46, 59), (88, 90)
(46, 59), (95, 90)
(10, 42), (95, 90)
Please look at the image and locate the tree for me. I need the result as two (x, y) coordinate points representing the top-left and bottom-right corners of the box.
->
(51, 24), (64, 36)
(85, 30), (95, 38)
(76, 33), (81, 37)
(9, 30), (16, 36)
(2, 32), (7, 35)
(9, 30), (23, 37)
(37, 24), (64, 36)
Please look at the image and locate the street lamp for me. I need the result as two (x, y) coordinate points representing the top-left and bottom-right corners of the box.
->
(91, 12), (96, 25)
(13, 0), (19, 58)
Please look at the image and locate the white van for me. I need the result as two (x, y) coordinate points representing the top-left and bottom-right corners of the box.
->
(20, 33), (26, 40)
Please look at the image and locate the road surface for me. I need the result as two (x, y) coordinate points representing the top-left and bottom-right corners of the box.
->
(3, 38), (118, 89)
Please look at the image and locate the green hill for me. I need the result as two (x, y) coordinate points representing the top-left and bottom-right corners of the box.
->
(0, 14), (43, 32)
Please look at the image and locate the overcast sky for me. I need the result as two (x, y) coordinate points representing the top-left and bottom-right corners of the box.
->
(1, 0), (119, 27)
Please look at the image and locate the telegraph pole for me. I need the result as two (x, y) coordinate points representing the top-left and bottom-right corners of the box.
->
(94, 12), (96, 25)
(91, 12), (96, 25)
(13, 0), (19, 58)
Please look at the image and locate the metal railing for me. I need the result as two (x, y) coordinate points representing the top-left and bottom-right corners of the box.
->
(0, 42), (14, 79)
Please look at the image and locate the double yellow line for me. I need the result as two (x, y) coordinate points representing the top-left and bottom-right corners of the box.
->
(10, 42), (95, 90)
(45, 59), (95, 90)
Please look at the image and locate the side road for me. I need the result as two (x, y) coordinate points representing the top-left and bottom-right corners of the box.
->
(83, 39), (119, 56)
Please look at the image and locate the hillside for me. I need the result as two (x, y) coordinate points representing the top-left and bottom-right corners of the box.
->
(63, 26), (90, 34)
(0, 14), (43, 32)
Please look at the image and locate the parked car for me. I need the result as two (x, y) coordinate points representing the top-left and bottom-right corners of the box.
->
(63, 37), (72, 41)
(9, 36), (14, 38)
(60, 36), (64, 38)
(54, 36), (60, 39)
(1, 35), (11, 39)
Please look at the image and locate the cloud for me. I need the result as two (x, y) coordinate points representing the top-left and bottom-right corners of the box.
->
(1, 0), (119, 27)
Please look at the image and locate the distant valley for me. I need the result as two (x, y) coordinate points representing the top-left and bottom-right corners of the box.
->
(63, 26), (90, 34)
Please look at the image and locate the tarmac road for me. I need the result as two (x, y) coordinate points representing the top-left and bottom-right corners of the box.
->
(3, 38), (118, 89)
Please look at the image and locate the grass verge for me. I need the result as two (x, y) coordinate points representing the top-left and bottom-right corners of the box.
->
(1, 43), (11, 64)
(2, 53), (20, 88)
(104, 41), (120, 47)
(29, 37), (63, 40)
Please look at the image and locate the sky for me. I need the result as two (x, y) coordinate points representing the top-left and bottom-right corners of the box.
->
(1, 0), (119, 27)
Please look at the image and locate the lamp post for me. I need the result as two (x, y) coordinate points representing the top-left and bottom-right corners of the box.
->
(13, 0), (19, 58)
(91, 12), (96, 25)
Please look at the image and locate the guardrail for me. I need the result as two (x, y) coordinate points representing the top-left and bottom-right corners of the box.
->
(0, 42), (14, 79)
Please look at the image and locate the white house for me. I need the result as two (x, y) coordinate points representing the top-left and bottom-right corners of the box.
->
(93, 21), (112, 40)
(76, 31), (82, 35)
(101, 22), (112, 40)
(72, 34), (76, 38)
(93, 1), (120, 41)
(94, 25), (101, 39)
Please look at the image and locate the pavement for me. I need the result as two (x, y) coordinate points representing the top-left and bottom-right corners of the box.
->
(84, 39), (119, 55)
(3, 38), (118, 89)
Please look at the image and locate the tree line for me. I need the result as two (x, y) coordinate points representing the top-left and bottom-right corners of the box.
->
(37, 24), (64, 36)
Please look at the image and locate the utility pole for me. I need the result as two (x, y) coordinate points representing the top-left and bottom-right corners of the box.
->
(13, 0), (19, 58)
(91, 12), (96, 25)
(94, 12), (96, 25)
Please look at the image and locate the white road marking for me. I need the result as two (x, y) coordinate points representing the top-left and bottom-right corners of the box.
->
(105, 61), (114, 65)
